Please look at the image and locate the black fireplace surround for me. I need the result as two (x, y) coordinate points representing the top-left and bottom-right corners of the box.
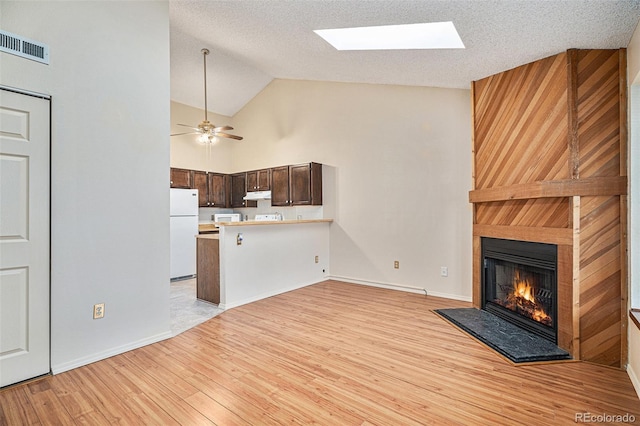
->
(481, 237), (558, 343)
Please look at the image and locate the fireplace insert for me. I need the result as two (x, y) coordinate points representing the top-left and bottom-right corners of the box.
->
(481, 237), (558, 343)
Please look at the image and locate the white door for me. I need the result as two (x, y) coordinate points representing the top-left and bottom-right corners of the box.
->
(0, 88), (50, 387)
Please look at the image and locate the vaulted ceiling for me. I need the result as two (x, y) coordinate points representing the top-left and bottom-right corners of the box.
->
(170, 0), (640, 116)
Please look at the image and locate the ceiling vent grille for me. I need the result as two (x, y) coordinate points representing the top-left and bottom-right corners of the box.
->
(0, 29), (49, 64)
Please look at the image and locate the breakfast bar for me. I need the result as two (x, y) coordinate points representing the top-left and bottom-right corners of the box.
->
(197, 219), (332, 310)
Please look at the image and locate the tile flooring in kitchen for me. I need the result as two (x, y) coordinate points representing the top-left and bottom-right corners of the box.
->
(170, 278), (223, 336)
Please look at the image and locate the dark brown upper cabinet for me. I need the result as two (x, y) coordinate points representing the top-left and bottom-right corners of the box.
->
(246, 168), (271, 192)
(230, 172), (256, 208)
(191, 171), (230, 208)
(193, 171), (209, 207)
(208, 173), (229, 208)
(270, 166), (290, 206)
(271, 163), (322, 206)
(170, 168), (193, 188)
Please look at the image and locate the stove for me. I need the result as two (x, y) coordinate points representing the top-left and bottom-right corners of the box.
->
(254, 214), (282, 221)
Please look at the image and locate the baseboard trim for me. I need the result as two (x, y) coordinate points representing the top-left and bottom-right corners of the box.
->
(222, 280), (316, 311)
(51, 330), (172, 375)
(328, 275), (472, 302)
(628, 362), (640, 400)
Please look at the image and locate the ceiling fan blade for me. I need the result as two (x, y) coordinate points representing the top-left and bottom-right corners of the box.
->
(216, 132), (243, 140)
(177, 123), (202, 132)
(170, 131), (200, 137)
(213, 125), (233, 132)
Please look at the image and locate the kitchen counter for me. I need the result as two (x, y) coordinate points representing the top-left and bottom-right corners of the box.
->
(211, 218), (331, 310)
(198, 223), (220, 233)
(196, 233), (219, 240)
(219, 219), (333, 227)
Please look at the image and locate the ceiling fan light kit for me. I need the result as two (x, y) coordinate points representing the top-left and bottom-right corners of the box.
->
(171, 48), (242, 143)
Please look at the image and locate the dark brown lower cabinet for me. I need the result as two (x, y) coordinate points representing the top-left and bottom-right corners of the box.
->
(196, 236), (220, 304)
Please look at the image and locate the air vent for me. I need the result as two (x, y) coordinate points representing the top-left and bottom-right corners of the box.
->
(0, 29), (49, 65)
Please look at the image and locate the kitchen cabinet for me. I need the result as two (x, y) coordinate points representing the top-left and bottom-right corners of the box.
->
(208, 173), (229, 208)
(246, 168), (271, 192)
(196, 235), (220, 304)
(193, 171), (229, 207)
(230, 172), (256, 208)
(271, 162), (322, 206)
(170, 168), (193, 188)
(192, 171), (209, 207)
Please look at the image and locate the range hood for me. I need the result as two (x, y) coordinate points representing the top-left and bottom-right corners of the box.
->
(243, 190), (271, 200)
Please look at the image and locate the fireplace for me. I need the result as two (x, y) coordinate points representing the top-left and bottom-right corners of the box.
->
(481, 238), (558, 343)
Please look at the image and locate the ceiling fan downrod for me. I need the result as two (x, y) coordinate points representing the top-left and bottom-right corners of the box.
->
(201, 48), (210, 124)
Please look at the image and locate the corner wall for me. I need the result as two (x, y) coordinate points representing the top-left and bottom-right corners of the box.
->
(1, 1), (172, 373)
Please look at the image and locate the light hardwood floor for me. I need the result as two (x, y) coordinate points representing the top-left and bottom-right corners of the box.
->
(2, 280), (639, 425)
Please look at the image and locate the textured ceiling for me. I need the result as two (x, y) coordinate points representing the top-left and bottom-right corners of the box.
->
(170, 0), (640, 116)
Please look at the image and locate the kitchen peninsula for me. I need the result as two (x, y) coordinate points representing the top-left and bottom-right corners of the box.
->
(196, 219), (332, 310)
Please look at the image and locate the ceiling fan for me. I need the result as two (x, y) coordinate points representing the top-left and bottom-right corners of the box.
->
(171, 48), (243, 143)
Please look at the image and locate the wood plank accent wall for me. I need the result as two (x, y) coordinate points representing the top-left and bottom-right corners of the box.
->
(470, 49), (628, 368)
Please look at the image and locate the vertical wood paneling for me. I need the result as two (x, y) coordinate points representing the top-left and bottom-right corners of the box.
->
(619, 49), (628, 366)
(472, 236), (481, 308)
(568, 50), (580, 178)
(557, 244), (575, 356)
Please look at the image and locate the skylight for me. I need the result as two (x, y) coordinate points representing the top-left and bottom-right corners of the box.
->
(314, 22), (465, 51)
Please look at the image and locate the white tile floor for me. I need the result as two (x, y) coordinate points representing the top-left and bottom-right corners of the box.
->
(170, 278), (224, 336)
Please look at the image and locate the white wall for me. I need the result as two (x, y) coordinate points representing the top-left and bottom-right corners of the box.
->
(1, 1), (172, 373)
(231, 80), (473, 300)
(627, 20), (640, 398)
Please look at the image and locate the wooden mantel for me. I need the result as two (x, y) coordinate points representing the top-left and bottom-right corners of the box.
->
(470, 48), (628, 368)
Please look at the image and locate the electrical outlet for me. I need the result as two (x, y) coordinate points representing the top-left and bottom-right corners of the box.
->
(93, 303), (105, 319)
(440, 266), (448, 277)
(315, 255), (319, 263)
(394, 260), (400, 269)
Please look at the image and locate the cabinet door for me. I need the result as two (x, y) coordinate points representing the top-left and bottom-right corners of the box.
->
(270, 166), (290, 206)
(193, 171), (209, 207)
(231, 173), (255, 208)
(208, 173), (229, 208)
(246, 170), (258, 192)
(246, 169), (271, 192)
(170, 168), (193, 188)
(257, 169), (271, 191)
(290, 162), (322, 205)
(289, 164), (312, 205)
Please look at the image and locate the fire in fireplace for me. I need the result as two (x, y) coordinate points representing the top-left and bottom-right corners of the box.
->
(482, 238), (558, 343)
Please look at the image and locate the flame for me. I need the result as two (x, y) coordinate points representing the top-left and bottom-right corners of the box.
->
(514, 274), (535, 303)
(502, 269), (553, 327)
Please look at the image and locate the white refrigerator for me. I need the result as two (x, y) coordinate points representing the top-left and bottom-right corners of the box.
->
(170, 188), (199, 279)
